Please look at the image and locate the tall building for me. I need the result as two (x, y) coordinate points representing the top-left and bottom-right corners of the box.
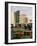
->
(11, 11), (15, 26)
(14, 11), (20, 24)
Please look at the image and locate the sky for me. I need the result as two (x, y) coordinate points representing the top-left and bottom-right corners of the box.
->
(11, 6), (32, 19)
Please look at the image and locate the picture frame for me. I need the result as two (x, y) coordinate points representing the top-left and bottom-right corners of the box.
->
(5, 2), (36, 44)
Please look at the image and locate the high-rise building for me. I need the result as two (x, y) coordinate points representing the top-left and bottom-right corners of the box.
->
(14, 11), (20, 24)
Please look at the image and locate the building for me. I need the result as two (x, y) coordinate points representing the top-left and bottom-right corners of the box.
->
(14, 11), (20, 24)
(11, 10), (32, 26)
(19, 14), (28, 24)
(19, 14), (32, 27)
